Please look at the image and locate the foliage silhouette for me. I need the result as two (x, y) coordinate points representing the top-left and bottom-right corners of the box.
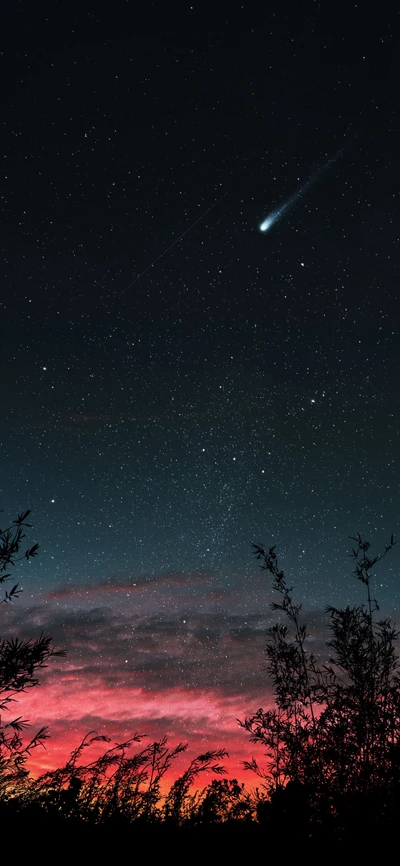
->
(4, 520), (400, 849)
(240, 534), (400, 835)
(1, 510), (238, 836)
(0, 511), (65, 787)
(163, 748), (228, 825)
(0, 510), (39, 604)
(187, 778), (257, 826)
(12, 732), (233, 830)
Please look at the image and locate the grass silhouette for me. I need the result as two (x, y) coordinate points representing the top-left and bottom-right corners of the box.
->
(1, 511), (400, 852)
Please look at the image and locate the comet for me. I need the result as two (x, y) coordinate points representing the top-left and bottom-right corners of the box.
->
(259, 143), (348, 233)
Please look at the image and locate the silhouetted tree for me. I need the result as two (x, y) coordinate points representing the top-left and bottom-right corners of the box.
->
(241, 534), (400, 833)
(0, 510), (65, 787)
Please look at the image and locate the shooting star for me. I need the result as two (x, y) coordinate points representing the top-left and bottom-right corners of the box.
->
(259, 143), (349, 233)
(120, 192), (227, 296)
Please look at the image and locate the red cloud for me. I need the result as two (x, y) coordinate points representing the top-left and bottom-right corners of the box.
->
(18, 679), (267, 787)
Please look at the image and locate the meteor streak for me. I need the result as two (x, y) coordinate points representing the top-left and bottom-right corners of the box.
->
(259, 144), (348, 233)
(120, 192), (227, 296)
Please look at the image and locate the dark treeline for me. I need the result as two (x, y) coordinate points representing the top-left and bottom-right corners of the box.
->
(1, 512), (400, 852)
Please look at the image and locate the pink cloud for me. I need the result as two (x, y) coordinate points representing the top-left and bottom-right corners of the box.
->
(16, 678), (267, 786)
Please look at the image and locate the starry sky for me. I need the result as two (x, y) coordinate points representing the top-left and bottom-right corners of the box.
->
(2, 1), (400, 782)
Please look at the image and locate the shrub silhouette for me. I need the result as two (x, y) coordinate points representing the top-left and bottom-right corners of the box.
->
(163, 749), (228, 825)
(0, 510), (65, 788)
(240, 534), (400, 834)
(188, 778), (256, 825)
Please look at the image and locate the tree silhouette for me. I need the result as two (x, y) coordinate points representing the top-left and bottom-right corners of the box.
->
(240, 534), (400, 834)
(0, 510), (65, 787)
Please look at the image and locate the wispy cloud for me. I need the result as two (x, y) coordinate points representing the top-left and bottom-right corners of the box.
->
(48, 569), (218, 599)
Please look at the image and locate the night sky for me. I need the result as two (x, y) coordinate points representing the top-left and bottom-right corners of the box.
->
(2, 2), (400, 781)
